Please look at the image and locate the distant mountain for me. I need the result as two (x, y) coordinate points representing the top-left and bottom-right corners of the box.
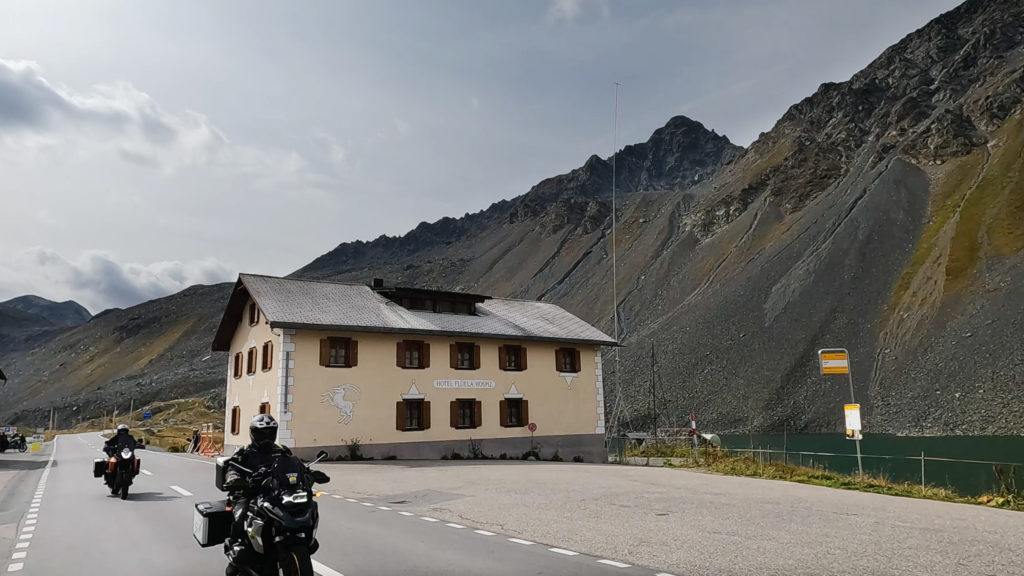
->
(0, 295), (91, 329)
(3, 0), (1021, 435)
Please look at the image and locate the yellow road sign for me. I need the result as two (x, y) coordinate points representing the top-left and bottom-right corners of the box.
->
(818, 350), (850, 375)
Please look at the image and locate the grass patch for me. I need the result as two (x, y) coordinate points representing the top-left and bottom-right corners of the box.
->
(660, 448), (1023, 512)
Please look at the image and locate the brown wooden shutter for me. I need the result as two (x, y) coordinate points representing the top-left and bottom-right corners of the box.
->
(422, 343), (430, 368)
(349, 340), (358, 367)
(423, 401), (431, 429)
(521, 346), (528, 371)
(450, 343), (457, 369)
(473, 345), (481, 370)
(555, 348), (563, 371)
(498, 346), (508, 371)
(231, 406), (240, 435)
(396, 401), (404, 431)
(319, 339), (330, 366)
(499, 400), (508, 427)
(450, 401), (459, 428)
(396, 341), (405, 368)
(474, 400), (482, 428)
(574, 349), (582, 373)
(521, 400), (529, 425)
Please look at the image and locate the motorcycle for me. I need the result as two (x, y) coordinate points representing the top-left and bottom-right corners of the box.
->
(196, 450), (331, 576)
(7, 436), (27, 453)
(101, 445), (140, 500)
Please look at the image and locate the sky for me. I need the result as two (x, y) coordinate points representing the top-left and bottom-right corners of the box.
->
(0, 0), (962, 313)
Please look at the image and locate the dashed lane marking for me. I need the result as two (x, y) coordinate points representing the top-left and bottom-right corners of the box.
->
(24, 521), (35, 526)
(21, 527), (34, 533)
(597, 559), (631, 568)
(655, 573), (679, 576)
(7, 562), (23, 572)
(345, 498), (358, 503)
(376, 506), (391, 511)
(397, 512), (415, 516)
(445, 523), (465, 529)
(474, 530), (496, 536)
(26, 515), (36, 519)
(13, 544), (28, 550)
(508, 538), (535, 545)
(360, 502), (373, 507)
(311, 559), (345, 576)
(10, 553), (26, 560)
(17, 534), (32, 540)
(420, 517), (440, 522)
(141, 470), (152, 476)
(331, 495), (343, 499)
(548, 548), (579, 556)
(169, 486), (193, 497)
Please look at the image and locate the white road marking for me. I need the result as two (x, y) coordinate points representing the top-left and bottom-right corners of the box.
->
(11, 553), (26, 560)
(548, 548), (579, 556)
(311, 559), (345, 576)
(597, 559), (631, 568)
(169, 486), (193, 497)
(474, 530), (496, 536)
(24, 521), (35, 526)
(445, 523), (465, 529)
(7, 562), (24, 571)
(28, 509), (37, 513)
(17, 534), (31, 540)
(141, 470), (152, 476)
(420, 517), (440, 522)
(508, 538), (535, 545)
(331, 495), (343, 499)
(345, 498), (358, 503)
(655, 573), (679, 576)
(397, 512), (415, 516)
(13, 544), (27, 550)
(360, 502), (373, 507)
(376, 506), (392, 511)
(30, 501), (39, 505)
(21, 527), (34, 532)
(26, 514), (36, 519)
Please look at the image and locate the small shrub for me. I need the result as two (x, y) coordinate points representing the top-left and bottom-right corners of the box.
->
(522, 450), (540, 461)
(346, 438), (364, 461)
(440, 454), (449, 460)
(450, 451), (464, 460)
(383, 455), (398, 461)
(572, 455), (584, 463)
(499, 452), (508, 460)
(168, 445), (183, 453)
(549, 450), (563, 462)
(467, 438), (485, 460)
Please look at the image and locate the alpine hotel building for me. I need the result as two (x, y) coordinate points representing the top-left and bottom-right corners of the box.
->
(212, 274), (617, 462)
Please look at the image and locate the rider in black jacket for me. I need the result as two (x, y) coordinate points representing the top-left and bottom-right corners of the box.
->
(223, 414), (292, 570)
(104, 424), (137, 454)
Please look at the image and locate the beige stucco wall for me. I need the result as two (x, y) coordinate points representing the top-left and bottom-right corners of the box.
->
(284, 330), (604, 449)
(224, 298), (280, 447)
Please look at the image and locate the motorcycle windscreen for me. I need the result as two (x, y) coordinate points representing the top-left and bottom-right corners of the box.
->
(270, 455), (307, 490)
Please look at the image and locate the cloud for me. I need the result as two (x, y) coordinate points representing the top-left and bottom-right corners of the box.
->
(0, 58), (323, 188)
(0, 247), (235, 313)
(546, 0), (609, 24)
(375, 116), (411, 140)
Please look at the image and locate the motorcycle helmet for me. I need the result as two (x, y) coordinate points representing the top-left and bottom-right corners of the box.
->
(249, 414), (278, 452)
(117, 424), (129, 435)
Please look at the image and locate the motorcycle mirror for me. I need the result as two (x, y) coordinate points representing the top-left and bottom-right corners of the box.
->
(316, 450), (329, 461)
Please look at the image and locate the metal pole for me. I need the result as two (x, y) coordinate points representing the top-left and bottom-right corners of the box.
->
(650, 343), (656, 438)
(921, 451), (926, 490)
(846, 355), (864, 477)
(609, 82), (622, 440)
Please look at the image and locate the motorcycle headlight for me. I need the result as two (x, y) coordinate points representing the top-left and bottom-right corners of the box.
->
(281, 491), (308, 505)
(121, 448), (133, 459)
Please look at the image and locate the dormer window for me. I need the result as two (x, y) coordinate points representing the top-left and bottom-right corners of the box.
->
(248, 302), (260, 326)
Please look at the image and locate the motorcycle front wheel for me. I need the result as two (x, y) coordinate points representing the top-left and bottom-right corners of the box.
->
(18, 444), (26, 453)
(278, 542), (313, 576)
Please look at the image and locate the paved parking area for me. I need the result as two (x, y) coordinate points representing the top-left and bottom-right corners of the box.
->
(319, 460), (1024, 576)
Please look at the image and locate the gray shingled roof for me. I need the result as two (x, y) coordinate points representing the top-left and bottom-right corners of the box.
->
(212, 274), (616, 350)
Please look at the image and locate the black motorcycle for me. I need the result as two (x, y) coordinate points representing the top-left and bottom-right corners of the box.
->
(198, 450), (331, 576)
(7, 436), (27, 453)
(101, 445), (140, 499)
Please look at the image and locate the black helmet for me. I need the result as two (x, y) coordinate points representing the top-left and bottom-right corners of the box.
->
(117, 424), (129, 435)
(249, 414), (278, 452)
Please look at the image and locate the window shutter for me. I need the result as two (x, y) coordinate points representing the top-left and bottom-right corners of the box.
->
(521, 347), (528, 371)
(555, 349), (563, 371)
(522, 400), (529, 425)
(396, 401), (404, 431)
(498, 346), (508, 371)
(396, 341), (405, 368)
(450, 401), (458, 428)
(574, 349), (582, 373)
(499, 400), (509, 427)
(422, 401), (431, 429)
(319, 339), (329, 366)
(349, 340), (358, 367)
(474, 400), (482, 428)
(473, 345), (481, 370)
(450, 343), (457, 369)
(422, 343), (430, 368)
(231, 406), (240, 435)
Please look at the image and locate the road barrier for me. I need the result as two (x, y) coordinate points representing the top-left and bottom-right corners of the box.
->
(195, 423), (221, 457)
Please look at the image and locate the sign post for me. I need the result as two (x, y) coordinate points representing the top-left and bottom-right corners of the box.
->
(818, 348), (864, 476)
(528, 422), (537, 452)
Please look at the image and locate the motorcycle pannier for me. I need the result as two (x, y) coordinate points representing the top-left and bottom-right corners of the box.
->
(215, 456), (230, 491)
(193, 500), (232, 548)
(93, 458), (107, 478)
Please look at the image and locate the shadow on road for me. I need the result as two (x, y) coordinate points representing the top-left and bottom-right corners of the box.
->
(116, 491), (181, 502)
(0, 459), (48, 471)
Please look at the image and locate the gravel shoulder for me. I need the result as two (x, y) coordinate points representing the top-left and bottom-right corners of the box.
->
(319, 460), (1024, 576)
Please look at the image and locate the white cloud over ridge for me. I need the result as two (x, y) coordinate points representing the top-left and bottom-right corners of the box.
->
(0, 248), (235, 313)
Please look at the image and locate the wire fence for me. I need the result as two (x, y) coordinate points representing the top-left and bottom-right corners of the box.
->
(607, 436), (1024, 496)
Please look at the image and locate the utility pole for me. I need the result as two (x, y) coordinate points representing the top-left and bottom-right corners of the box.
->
(129, 398), (134, 429)
(608, 81), (623, 439)
(649, 342), (657, 438)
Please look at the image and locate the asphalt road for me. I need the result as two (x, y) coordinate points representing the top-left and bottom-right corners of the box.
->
(1, 434), (677, 575)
